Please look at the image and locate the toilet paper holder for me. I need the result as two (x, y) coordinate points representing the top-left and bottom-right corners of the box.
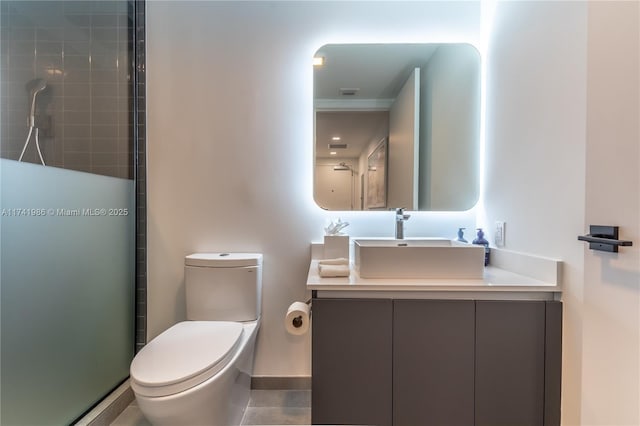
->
(291, 299), (312, 329)
(291, 299), (311, 328)
(292, 316), (304, 328)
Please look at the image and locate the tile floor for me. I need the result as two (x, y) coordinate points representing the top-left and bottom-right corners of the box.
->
(110, 390), (311, 426)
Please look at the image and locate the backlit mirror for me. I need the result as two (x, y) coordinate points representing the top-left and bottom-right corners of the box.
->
(313, 43), (481, 211)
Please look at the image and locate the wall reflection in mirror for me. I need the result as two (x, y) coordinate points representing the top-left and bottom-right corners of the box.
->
(313, 43), (481, 211)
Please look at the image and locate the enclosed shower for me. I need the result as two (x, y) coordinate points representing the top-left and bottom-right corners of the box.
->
(0, 1), (145, 424)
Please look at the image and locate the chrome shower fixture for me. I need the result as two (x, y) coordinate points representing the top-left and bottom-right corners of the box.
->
(27, 79), (48, 126)
(18, 78), (48, 165)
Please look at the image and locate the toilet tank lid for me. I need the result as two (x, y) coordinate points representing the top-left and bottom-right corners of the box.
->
(185, 253), (262, 267)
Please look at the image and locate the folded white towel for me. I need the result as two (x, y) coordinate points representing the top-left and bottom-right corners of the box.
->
(318, 264), (350, 278)
(318, 257), (349, 266)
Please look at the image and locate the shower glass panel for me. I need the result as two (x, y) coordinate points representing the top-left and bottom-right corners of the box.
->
(0, 1), (136, 424)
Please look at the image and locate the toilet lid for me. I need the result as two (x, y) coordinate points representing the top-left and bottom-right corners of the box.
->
(130, 321), (243, 397)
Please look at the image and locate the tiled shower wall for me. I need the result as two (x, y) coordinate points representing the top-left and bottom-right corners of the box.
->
(0, 1), (133, 178)
(0, 0), (147, 353)
(134, 0), (147, 353)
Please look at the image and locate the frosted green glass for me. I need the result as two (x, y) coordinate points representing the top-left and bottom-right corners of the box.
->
(1, 159), (135, 425)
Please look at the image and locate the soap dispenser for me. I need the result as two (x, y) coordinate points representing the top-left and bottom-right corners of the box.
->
(456, 228), (468, 243)
(472, 228), (490, 266)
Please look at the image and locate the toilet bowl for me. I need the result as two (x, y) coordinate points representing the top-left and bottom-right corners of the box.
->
(130, 253), (262, 425)
(131, 320), (259, 425)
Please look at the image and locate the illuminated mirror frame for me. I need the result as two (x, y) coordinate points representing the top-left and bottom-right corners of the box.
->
(312, 43), (484, 211)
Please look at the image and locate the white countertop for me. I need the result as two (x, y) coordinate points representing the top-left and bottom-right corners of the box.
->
(307, 259), (561, 294)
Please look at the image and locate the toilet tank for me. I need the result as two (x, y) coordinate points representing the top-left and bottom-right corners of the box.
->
(184, 253), (262, 321)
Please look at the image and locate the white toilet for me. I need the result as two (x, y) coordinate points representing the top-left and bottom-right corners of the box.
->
(130, 253), (262, 426)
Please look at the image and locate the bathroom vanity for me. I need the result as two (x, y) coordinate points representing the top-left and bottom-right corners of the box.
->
(307, 244), (562, 426)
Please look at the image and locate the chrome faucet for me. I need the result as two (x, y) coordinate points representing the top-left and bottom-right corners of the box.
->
(395, 208), (411, 239)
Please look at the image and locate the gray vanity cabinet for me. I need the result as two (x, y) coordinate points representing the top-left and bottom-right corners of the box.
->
(475, 300), (546, 426)
(311, 298), (562, 426)
(311, 298), (393, 426)
(393, 299), (475, 426)
(475, 300), (563, 426)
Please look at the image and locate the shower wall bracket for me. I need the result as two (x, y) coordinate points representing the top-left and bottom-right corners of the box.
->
(578, 225), (633, 253)
(32, 115), (52, 136)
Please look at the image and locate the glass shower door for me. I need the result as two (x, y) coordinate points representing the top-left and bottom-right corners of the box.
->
(1, 1), (137, 424)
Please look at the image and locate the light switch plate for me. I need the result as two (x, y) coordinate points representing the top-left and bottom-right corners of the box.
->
(495, 221), (505, 247)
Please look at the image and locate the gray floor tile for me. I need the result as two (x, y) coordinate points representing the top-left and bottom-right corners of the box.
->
(240, 407), (311, 425)
(249, 390), (311, 408)
(111, 390), (311, 426)
(110, 406), (151, 426)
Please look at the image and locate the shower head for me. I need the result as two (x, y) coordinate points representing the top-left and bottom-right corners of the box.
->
(26, 79), (48, 127)
(26, 78), (48, 95)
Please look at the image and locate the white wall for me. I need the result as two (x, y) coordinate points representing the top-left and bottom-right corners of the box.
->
(147, 2), (639, 422)
(484, 1), (640, 425)
(314, 158), (358, 210)
(147, 1), (480, 377)
(483, 2), (588, 423)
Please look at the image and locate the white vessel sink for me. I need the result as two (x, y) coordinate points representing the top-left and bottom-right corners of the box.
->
(354, 238), (485, 279)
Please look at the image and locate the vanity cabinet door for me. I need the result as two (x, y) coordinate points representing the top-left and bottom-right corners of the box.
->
(544, 301), (563, 426)
(475, 300), (546, 426)
(393, 300), (475, 426)
(311, 298), (393, 426)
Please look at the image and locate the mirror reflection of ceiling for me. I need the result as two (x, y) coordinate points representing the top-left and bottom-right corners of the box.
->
(313, 43), (481, 212)
(314, 44), (440, 103)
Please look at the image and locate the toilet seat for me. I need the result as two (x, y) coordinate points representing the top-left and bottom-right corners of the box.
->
(130, 321), (244, 397)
